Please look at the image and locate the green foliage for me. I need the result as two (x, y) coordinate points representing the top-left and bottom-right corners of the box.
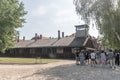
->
(0, 0), (26, 52)
(74, 0), (120, 49)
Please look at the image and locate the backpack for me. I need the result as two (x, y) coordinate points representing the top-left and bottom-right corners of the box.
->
(108, 52), (114, 59)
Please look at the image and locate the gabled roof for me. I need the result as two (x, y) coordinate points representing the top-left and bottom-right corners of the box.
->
(15, 40), (34, 48)
(29, 38), (58, 47)
(69, 37), (86, 47)
(53, 37), (75, 47)
(14, 36), (94, 48)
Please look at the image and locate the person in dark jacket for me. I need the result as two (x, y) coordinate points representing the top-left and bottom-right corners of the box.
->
(75, 49), (80, 65)
(115, 50), (120, 66)
(85, 50), (90, 65)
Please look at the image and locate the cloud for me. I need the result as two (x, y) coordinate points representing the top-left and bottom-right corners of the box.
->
(32, 5), (47, 16)
(52, 6), (79, 25)
(56, 10), (70, 17)
(19, 0), (98, 39)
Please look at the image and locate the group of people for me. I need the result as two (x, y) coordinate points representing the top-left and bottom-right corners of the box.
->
(75, 49), (120, 69)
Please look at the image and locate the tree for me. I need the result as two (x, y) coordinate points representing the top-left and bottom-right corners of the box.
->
(74, 0), (120, 49)
(0, 0), (26, 52)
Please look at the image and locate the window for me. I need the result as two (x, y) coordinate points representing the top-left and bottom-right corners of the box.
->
(30, 48), (35, 54)
(57, 48), (63, 54)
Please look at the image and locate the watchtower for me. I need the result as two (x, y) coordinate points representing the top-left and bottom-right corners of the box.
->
(75, 24), (89, 37)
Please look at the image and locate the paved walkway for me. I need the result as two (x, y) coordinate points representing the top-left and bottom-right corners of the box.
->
(0, 60), (120, 80)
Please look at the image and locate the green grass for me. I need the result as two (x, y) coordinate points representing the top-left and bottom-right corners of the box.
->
(0, 57), (59, 64)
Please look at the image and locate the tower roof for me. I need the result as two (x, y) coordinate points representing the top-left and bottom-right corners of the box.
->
(75, 24), (89, 28)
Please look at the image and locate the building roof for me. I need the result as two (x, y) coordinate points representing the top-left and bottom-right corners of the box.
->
(53, 36), (75, 47)
(15, 40), (34, 48)
(69, 37), (86, 47)
(29, 38), (58, 47)
(75, 24), (89, 28)
(14, 36), (89, 48)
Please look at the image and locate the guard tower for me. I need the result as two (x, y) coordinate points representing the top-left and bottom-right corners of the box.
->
(75, 24), (89, 37)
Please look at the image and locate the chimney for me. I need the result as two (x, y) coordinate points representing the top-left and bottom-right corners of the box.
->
(40, 34), (42, 39)
(23, 36), (25, 41)
(62, 32), (64, 38)
(58, 30), (60, 39)
(35, 33), (38, 41)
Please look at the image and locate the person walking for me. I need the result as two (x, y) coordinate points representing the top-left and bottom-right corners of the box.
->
(79, 50), (85, 65)
(100, 50), (106, 66)
(75, 49), (80, 65)
(107, 50), (116, 69)
(90, 50), (96, 67)
(95, 50), (101, 65)
(115, 50), (120, 66)
(85, 50), (90, 65)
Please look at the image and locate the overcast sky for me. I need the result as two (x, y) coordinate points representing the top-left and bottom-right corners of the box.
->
(19, 0), (98, 39)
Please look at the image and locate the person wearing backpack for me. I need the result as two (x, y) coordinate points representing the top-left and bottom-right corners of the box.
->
(108, 50), (116, 69)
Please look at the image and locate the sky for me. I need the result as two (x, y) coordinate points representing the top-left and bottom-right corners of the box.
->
(19, 0), (98, 40)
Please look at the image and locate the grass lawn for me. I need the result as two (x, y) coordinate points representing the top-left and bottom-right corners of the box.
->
(0, 57), (59, 64)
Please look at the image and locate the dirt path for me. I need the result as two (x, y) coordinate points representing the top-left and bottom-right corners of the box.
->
(0, 60), (74, 80)
(0, 60), (120, 80)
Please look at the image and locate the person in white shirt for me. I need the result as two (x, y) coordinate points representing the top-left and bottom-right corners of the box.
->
(90, 50), (96, 66)
(79, 50), (85, 65)
(100, 50), (106, 66)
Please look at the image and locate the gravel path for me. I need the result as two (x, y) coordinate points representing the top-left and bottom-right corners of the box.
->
(0, 60), (120, 80)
